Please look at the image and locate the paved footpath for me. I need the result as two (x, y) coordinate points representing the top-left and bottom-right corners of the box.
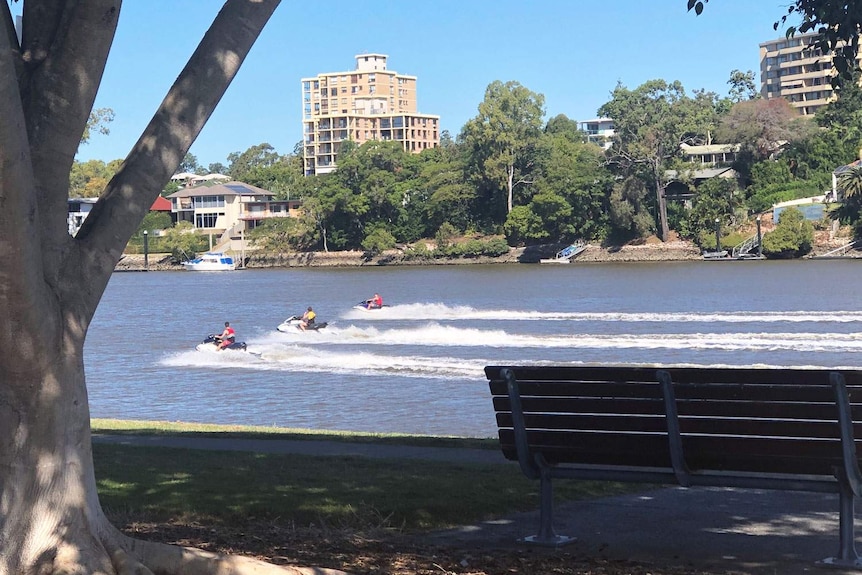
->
(94, 434), (862, 575)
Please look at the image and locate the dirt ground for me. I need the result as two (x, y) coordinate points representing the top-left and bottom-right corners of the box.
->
(123, 519), (715, 575)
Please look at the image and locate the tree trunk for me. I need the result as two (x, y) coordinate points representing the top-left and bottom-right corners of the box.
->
(506, 162), (515, 213)
(0, 2), (347, 573)
(656, 176), (669, 242)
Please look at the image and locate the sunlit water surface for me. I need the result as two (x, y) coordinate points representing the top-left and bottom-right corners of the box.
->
(86, 260), (862, 437)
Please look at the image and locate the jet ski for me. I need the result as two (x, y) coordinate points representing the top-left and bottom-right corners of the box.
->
(196, 334), (248, 352)
(276, 316), (328, 332)
(353, 301), (388, 311)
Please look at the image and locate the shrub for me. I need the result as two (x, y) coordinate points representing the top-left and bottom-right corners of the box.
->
(762, 207), (814, 259)
(361, 228), (397, 255)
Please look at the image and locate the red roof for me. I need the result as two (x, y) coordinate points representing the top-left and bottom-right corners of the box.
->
(150, 196), (171, 211)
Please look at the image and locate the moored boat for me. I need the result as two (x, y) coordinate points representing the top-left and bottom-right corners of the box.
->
(181, 252), (236, 271)
(539, 241), (587, 264)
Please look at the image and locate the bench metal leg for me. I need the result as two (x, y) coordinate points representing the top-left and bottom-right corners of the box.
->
(817, 478), (862, 569)
(521, 469), (574, 547)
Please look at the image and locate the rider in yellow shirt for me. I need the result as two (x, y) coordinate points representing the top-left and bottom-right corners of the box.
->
(299, 307), (316, 331)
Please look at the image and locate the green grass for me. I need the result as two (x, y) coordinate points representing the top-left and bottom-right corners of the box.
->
(92, 418), (498, 449)
(92, 419), (645, 532)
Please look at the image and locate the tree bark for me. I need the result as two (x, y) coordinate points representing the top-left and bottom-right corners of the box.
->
(0, 2), (348, 574)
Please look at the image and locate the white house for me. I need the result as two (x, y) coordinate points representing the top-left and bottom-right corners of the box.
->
(167, 181), (301, 247)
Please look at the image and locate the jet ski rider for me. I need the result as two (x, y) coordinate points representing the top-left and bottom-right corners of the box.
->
(365, 293), (383, 309)
(216, 321), (235, 350)
(299, 307), (316, 331)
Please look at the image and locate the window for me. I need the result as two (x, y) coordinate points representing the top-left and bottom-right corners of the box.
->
(195, 213), (223, 228)
(192, 195), (224, 208)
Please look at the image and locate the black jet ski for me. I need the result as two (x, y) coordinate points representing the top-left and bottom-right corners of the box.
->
(197, 334), (248, 351)
(276, 316), (328, 332)
(354, 301), (388, 311)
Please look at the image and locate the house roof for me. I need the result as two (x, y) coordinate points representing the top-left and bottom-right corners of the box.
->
(680, 143), (741, 154)
(150, 196), (171, 211)
(834, 159), (862, 175)
(166, 181), (273, 199)
(170, 172), (198, 180)
(665, 167), (739, 181)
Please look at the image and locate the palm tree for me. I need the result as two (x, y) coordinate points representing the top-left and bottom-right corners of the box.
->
(838, 164), (862, 199)
(833, 164), (862, 239)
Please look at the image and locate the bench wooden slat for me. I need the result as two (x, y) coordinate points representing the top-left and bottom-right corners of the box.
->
(489, 378), (862, 404)
(497, 429), (844, 473)
(494, 412), (861, 439)
(487, 365), (862, 387)
(493, 394), (856, 421)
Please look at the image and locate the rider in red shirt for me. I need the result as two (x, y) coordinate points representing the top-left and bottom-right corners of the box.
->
(366, 293), (383, 309)
(217, 321), (235, 350)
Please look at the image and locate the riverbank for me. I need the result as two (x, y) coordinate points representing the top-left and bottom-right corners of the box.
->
(114, 235), (859, 271)
(115, 240), (705, 271)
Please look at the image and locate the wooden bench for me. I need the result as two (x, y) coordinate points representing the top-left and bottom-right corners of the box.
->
(485, 365), (862, 568)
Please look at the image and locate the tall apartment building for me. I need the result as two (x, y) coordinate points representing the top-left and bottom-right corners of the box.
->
(760, 33), (862, 116)
(301, 54), (440, 175)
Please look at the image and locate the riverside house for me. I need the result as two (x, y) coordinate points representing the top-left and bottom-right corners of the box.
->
(167, 181), (300, 250)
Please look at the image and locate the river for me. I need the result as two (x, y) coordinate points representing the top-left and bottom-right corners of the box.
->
(86, 259), (862, 438)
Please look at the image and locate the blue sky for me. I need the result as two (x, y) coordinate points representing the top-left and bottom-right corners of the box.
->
(14, 1), (796, 167)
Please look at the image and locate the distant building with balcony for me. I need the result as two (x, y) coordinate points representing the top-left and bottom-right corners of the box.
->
(167, 181), (300, 248)
(301, 54), (440, 175)
(760, 32), (862, 116)
(577, 118), (615, 149)
(680, 143), (740, 166)
(68, 196), (173, 237)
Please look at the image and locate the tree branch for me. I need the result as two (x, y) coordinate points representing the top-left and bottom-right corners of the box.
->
(22, 1), (120, 285)
(75, 0), (279, 314)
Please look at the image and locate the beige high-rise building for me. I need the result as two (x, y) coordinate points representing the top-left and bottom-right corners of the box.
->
(301, 54), (440, 175)
(760, 33), (862, 116)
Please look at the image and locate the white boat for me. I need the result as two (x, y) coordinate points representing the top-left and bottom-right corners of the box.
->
(181, 252), (236, 271)
(539, 242), (587, 264)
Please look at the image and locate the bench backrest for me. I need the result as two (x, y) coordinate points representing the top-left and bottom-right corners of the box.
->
(485, 365), (862, 477)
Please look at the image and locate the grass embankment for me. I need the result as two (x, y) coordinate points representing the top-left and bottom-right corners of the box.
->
(92, 419), (639, 533)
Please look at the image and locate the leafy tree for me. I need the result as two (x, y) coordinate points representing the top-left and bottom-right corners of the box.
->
(607, 176), (656, 241)
(532, 130), (612, 241)
(716, 98), (815, 185)
(599, 79), (719, 240)
(816, 69), (862, 130)
(761, 206), (814, 258)
(503, 204), (545, 245)
(361, 227), (397, 254)
(133, 211), (172, 238)
(460, 80), (545, 216)
(248, 217), (311, 252)
(689, 0), (862, 84)
(727, 69), (760, 103)
(81, 106), (115, 145)
(0, 3), (329, 575)
(716, 98), (811, 161)
(227, 142), (282, 181)
(544, 113), (586, 142)
(416, 146), (476, 233)
(685, 177), (741, 246)
(242, 154), (304, 200)
(160, 221), (203, 262)
(208, 161), (228, 174)
(69, 158), (122, 197)
(783, 127), (857, 183)
(178, 152), (204, 174)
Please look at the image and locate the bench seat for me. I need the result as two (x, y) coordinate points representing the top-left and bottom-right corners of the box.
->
(485, 365), (862, 568)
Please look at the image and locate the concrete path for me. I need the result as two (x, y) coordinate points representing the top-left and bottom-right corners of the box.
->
(94, 434), (862, 574)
